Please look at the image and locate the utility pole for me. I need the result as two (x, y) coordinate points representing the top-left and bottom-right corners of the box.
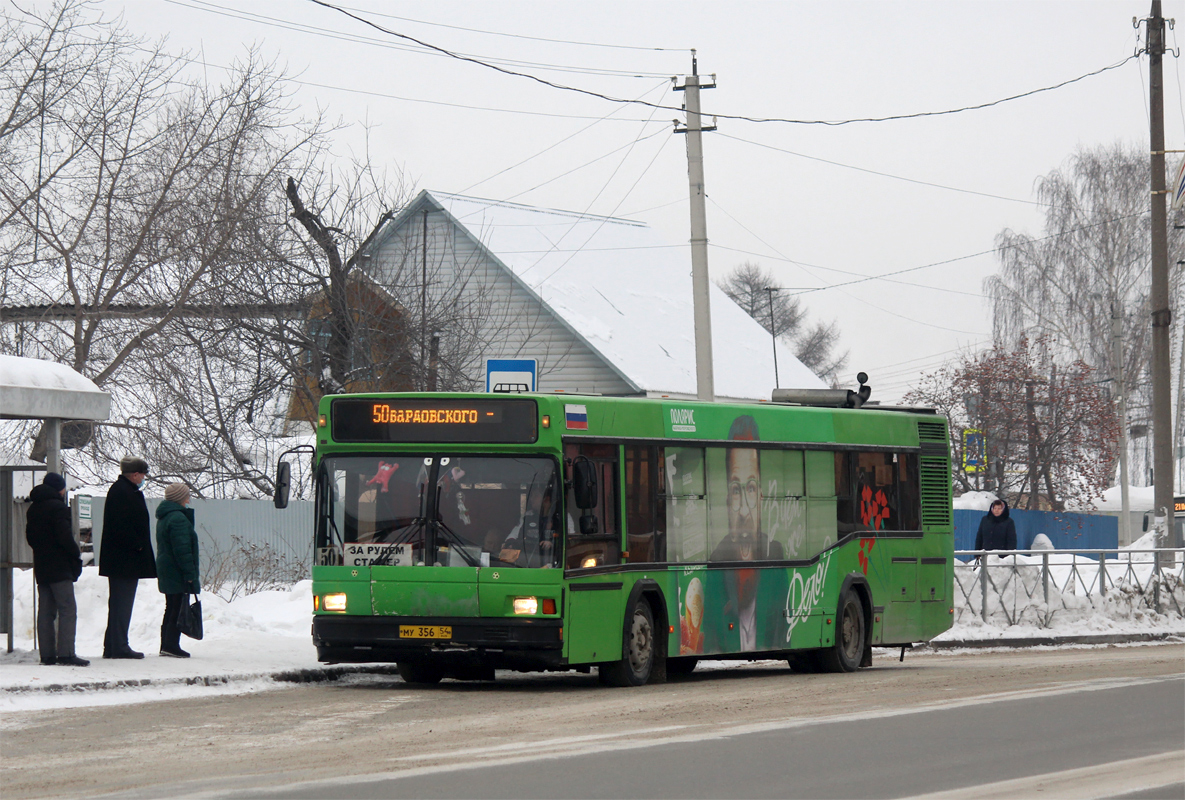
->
(675, 52), (717, 402)
(421, 209), (429, 390)
(1113, 304), (1132, 545)
(1144, 1), (1176, 543)
(766, 287), (780, 389)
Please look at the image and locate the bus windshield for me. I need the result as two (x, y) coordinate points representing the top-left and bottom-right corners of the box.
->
(317, 455), (562, 569)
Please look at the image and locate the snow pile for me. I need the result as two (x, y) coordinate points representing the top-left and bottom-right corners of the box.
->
(0, 354), (103, 394)
(1092, 484), (1158, 513)
(953, 491), (998, 511)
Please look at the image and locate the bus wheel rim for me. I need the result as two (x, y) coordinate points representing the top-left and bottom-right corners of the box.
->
(841, 602), (860, 662)
(628, 611), (651, 673)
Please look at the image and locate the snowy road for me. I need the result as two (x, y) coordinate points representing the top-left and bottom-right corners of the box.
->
(2, 644), (1182, 799)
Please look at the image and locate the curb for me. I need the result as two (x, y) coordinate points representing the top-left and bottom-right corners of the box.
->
(923, 631), (1185, 649)
(1, 664), (402, 696)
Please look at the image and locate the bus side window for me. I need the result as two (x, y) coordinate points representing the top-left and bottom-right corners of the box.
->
(564, 443), (621, 570)
(625, 445), (665, 564)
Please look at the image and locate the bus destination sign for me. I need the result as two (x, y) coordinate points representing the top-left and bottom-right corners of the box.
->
(332, 397), (538, 443)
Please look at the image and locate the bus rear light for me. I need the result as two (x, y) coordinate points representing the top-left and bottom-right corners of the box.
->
(323, 593), (347, 612)
(542, 598), (557, 615)
(513, 596), (538, 615)
(313, 595), (320, 612)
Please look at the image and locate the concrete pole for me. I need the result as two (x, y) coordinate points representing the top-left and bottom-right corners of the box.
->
(1148, 1), (1175, 542)
(45, 418), (61, 477)
(1114, 307), (1132, 545)
(678, 53), (716, 402)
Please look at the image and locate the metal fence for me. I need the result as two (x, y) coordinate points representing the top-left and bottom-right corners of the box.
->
(954, 548), (1185, 627)
(88, 497), (314, 587)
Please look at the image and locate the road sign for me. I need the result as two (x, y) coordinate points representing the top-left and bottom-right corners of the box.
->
(963, 429), (986, 473)
(485, 359), (537, 393)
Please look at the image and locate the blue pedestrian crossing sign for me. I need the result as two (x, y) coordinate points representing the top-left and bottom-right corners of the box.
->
(963, 429), (985, 473)
(485, 359), (537, 393)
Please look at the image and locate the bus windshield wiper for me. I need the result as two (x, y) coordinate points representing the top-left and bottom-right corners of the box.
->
(372, 518), (426, 566)
(434, 520), (481, 567)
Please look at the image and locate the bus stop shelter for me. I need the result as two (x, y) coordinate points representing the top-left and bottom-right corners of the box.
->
(1, 355), (111, 652)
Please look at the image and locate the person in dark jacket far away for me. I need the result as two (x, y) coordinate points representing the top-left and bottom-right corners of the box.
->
(26, 472), (89, 666)
(100, 457), (156, 659)
(975, 498), (1018, 555)
(156, 482), (199, 658)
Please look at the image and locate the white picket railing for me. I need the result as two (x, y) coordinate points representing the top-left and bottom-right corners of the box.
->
(953, 548), (1185, 627)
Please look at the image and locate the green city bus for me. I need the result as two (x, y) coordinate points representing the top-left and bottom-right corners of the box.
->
(275, 390), (953, 686)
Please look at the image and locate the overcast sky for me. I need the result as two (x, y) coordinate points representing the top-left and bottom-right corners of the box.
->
(99, 0), (1181, 400)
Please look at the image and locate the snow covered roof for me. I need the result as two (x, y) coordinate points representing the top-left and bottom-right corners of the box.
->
(379, 191), (825, 399)
(0, 355), (111, 420)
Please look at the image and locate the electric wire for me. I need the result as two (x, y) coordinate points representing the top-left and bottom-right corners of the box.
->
(334, 4), (687, 52)
(168, 0), (675, 79)
(458, 79), (672, 196)
(715, 132), (1050, 207)
(504, 127), (670, 202)
(705, 196), (987, 336)
(307, 1), (1141, 127)
(528, 128), (673, 288)
(107, 35), (658, 123)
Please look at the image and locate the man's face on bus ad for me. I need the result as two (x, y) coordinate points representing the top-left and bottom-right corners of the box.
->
(726, 447), (761, 559)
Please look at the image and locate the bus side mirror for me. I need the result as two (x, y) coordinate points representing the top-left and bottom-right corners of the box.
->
(274, 461), (291, 509)
(572, 458), (597, 511)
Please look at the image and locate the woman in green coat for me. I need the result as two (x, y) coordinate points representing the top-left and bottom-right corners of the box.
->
(155, 483), (199, 658)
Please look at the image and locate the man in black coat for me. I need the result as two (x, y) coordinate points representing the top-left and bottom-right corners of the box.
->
(100, 456), (156, 659)
(26, 472), (88, 666)
(975, 498), (1018, 554)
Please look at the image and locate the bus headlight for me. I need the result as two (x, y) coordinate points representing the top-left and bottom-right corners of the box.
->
(513, 596), (538, 615)
(323, 593), (348, 612)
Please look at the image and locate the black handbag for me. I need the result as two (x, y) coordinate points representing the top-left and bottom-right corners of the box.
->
(178, 594), (203, 640)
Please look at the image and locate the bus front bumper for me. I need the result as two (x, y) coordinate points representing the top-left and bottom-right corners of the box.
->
(312, 615), (565, 668)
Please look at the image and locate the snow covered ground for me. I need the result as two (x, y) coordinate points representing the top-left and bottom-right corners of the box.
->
(2, 562), (1181, 714)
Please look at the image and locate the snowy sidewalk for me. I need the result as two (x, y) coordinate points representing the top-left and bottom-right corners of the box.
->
(1, 568), (326, 710)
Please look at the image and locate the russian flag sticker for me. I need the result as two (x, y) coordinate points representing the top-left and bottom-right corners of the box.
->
(565, 404), (588, 430)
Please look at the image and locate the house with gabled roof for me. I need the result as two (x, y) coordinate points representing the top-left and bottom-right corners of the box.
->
(355, 190), (825, 401)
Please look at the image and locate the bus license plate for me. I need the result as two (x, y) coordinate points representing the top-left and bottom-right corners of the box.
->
(399, 625), (452, 640)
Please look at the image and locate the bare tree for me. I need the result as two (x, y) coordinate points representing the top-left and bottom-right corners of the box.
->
(718, 261), (849, 385)
(0, 2), (326, 494)
(987, 143), (1185, 481)
(906, 337), (1119, 511)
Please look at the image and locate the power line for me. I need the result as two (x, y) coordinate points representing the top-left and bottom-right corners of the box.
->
(715, 132), (1050, 207)
(169, 0), (675, 79)
(334, 5), (688, 52)
(307, 2), (1140, 126)
(458, 80), (672, 196)
(783, 213), (1146, 297)
(107, 35), (659, 123)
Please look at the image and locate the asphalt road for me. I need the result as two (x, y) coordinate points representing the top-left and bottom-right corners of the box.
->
(235, 674), (1184, 800)
(2, 644), (1182, 799)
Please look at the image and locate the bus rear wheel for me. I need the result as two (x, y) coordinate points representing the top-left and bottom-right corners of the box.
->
(599, 599), (654, 687)
(397, 661), (443, 685)
(817, 589), (866, 673)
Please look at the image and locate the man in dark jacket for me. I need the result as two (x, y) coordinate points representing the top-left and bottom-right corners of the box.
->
(26, 472), (88, 666)
(100, 456), (156, 659)
(975, 498), (1018, 554)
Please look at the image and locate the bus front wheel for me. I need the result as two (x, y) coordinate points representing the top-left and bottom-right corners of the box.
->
(397, 661), (444, 685)
(599, 599), (655, 687)
(817, 589), (866, 673)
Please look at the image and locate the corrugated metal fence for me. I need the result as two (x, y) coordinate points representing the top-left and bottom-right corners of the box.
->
(954, 508), (1118, 553)
(88, 497), (314, 585)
